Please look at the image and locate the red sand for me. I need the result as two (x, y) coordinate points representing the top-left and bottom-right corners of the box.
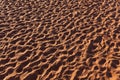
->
(0, 0), (120, 80)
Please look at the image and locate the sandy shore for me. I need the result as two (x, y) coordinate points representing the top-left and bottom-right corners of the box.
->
(0, 0), (120, 80)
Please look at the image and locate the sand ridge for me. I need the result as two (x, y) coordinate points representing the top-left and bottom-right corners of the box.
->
(0, 0), (120, 80)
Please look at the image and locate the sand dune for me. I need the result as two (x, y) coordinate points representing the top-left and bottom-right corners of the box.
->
(0, 0), (120, 80)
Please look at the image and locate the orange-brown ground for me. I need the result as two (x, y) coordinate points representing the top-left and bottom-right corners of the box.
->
(0, 0), (120, 80)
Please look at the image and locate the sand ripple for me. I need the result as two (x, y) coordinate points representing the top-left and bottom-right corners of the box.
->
(0, 0), (120, 80)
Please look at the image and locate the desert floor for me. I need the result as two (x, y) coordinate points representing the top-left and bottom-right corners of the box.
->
(0, 0), (120, 80)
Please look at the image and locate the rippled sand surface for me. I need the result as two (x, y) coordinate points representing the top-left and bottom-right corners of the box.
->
(0, 0), (120, 80)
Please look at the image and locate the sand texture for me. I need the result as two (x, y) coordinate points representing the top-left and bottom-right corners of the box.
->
(0, 0), (120, 80)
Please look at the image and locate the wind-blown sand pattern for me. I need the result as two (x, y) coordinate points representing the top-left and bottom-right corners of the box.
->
(0, 0), (120, 80)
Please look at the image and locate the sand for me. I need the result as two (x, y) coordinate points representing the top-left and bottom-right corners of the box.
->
(0, 0), (120, 80)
